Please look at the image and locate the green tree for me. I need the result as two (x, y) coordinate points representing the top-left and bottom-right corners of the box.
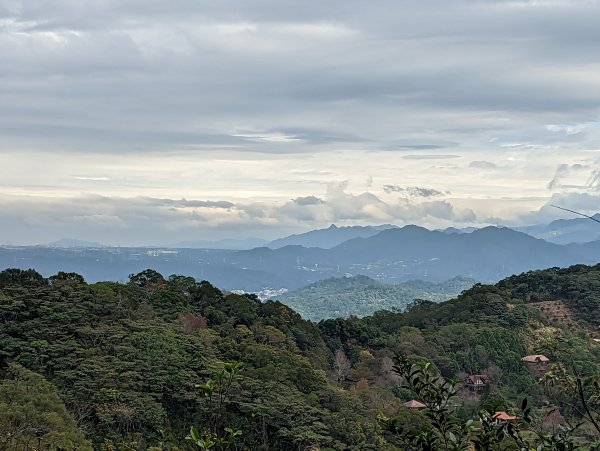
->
(0, 363), (92, 451)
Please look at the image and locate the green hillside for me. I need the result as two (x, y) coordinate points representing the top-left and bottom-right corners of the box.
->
(274, 274), (475, 321)
(1, 265), (600, 449)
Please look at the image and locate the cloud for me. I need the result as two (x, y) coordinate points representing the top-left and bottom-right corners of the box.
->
(0, 185), (481, 245)
(520, 192), (600, 224)
(547, 163), (594, 191)
(382, 185), (446, 197)
(2, 0), (600, 243)
(395, 144), (449, 151)
(139, 197), (235, 209)
(74, 176), (111, 181)
(402, 155), (461, 160)
(3, 0), (600, 158)
(546, 123), (593, 135)
(292, 195), (323, 206)
(469, 161), (497, 170)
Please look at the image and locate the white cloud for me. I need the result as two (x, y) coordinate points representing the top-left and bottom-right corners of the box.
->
(2, 0), (600, 243)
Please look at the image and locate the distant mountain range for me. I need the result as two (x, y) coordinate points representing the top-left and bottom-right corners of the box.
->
(267, 224), (397, 249)
(42, 212), (600, 253)
(9, 218), (600, 292)
(229, 225), (595, 288)
(170, 237), (269, 250)
(46, 238), (106, 248)
(516, 214), (600, 244)
(274, 274), (475, 321)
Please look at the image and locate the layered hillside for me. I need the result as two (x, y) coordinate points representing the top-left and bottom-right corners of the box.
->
(274, 274), (475, 321)
(1, 264), (600, 449)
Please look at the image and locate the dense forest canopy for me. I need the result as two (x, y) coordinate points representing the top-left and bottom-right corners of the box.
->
(274, 275), (475, 321)
(2, 264), (600, 449)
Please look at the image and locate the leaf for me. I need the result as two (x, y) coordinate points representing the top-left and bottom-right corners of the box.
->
(521, 398), (528, 411)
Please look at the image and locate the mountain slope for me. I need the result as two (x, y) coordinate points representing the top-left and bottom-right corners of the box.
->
(517, 213), (600, 244)
(2, 265), (600, 448)
(171, 237), (268, 249)
(234, 225), (596, 287)
(267, 224), (397, 249)
(4, 225), (600, 291)
(274, 274), (475, 321)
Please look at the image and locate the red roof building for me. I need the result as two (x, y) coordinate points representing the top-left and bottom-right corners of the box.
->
(493, 411), (518, 424)
(464, 374), (487, 391)
(403, 399), (426, 409)
(521, 354), (550, 364)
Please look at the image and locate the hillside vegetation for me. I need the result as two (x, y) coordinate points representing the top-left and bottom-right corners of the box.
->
(2, 265), (600, 449)
(274, 275), (475, 321)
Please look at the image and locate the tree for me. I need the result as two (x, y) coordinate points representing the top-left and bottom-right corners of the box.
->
(0, 268), (46, 288)
(129, 269), (166, 288)
(334, 349), (352, 383)
(380, 354), (585, 450)
(0, 363), (92, 451)
(187, 361), (244, 450)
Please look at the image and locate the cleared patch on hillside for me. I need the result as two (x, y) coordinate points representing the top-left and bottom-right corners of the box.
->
(528, 300), (598, 338)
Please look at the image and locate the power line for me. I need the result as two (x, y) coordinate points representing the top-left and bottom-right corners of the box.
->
(550, 205), (600, 224)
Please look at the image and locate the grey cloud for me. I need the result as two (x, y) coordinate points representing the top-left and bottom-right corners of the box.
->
(396, 144), (447, 151)
(547, 163), (595, 191)
(469, 161), (497, 170)
(139, 197), (235, 209)
(2, 0), (600, 157)
(0, 187), (480, 245)
(2, 0), (600, 242)
(548, 164), (570, 190)
(293, 196), (323, 206)
(382, 185), (446, 197)
(276, 127), (367, 145)
(417, 200), (477, 222)
(402, 155), (461, 160)
(586, 170), (600, 191)
(276, 183), (474, 224)
(520, 192), (600, 225)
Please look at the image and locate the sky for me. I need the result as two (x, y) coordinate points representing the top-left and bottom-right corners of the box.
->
(1, 0), (600, 245)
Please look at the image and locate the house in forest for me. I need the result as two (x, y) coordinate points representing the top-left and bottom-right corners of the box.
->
(464, 374), (487, 392)
(521, 354), (549, 366)
(493, 411), (518, 425)
(403, 399), (426, 409)
(522, 354), (550, 375)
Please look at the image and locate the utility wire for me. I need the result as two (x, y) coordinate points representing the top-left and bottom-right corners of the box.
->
(550, 205), (600, 224)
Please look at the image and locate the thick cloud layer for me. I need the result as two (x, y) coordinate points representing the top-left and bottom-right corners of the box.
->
(1, 0), (599, 243)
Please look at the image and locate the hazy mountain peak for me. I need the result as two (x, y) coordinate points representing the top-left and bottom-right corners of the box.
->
(46, 238), (106, 248)
(267, 224), (397, 249)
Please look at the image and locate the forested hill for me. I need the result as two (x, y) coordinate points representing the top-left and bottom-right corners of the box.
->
(274, 274), (475, 321)
(3, 225), (600, 292)
(2, 264), (600, 449)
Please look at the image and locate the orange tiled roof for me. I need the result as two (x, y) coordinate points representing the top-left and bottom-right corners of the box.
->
(404, 399), (426, 409)
(522, 354), (550, 363)
(493, 411), (518, 421)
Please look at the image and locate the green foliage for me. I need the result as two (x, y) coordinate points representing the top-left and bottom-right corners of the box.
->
(0, 268), (394, 449)
(0, 362), (92, 450)
(187, 361), (243, 450)
(276, 274), (475, 321)
(499, 263), (600, 325)
(0, 268), (47, 288)
(3, 264), (600, 449)
(383, 354), (586, 450)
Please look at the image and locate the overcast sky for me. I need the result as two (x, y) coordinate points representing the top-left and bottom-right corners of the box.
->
(1, 0), (600, 245)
